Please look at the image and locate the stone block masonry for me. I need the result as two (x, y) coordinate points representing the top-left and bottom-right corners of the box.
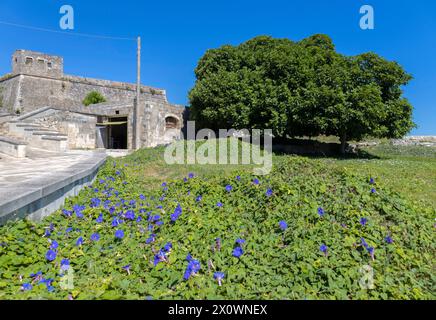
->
(0, 49), (169, 114)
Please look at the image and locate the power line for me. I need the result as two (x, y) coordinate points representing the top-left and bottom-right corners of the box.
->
(0, 20), (136, 41)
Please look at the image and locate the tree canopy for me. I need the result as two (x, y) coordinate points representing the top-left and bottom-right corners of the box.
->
(188, 35), (415, 152)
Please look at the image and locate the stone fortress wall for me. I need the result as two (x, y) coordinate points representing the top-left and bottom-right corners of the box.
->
(0, 49), (187, 149)
(0, 49), (173, 114)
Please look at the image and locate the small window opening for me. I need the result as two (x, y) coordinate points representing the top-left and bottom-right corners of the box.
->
(25, 57), (33, 65)
(165, 116), (178, 129)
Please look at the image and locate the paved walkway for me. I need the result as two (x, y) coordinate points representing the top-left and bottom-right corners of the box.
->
(0, 149), (107, 223)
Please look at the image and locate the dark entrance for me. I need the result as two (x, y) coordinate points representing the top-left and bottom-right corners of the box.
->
(107, 117), (127, 149)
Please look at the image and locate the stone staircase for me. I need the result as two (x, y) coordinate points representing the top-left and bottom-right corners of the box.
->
(0, 114), (69, 157)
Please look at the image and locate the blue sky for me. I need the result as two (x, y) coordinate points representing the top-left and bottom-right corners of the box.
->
(0, 0), (434, 134)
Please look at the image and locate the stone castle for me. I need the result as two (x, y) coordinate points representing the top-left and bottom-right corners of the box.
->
(0, 49), (187, 156)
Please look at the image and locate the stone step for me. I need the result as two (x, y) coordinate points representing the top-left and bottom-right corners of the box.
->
(0, 135), (27, 158)
(32, 131), (67, 137)
(41, 136), (68, 141)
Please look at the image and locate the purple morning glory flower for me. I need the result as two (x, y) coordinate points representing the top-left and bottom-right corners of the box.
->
(216, 202), (223, 207)
(50, 240), (58, 250)
(21, 283), (32, 291)
(369, 177), (375, 184)
(139, 194), (146, 200)
(153, 250), (167, 266)
(171, 204), (182, 222)
(76, 237), (83, 246)
(253, 178), (259, 185)
(225, 185), (233, 192)
(124, 210), (135, 221)
(279, 220), (288, 231)
(184, 259), (201, 280)
(265, 188), (273, 197)
(215, 238), (221, 251)
(163, 242), (172, 252)
(317, 207), (324, 217)
(161, 182), (167, 187)
(320, 244), (328, 255)
(361, 237), (369, 249)
(371, 188), (376, 193)
(232, 247), (244, 258)
(367, 247), (375, 260)
(213, 272), (225, 286)
(186, 253), (193, 262)
(115, 170), (121, 175)
(360, 218), (368, 226)
(96, 213), (104, 223)
(196, 195), (202, 202)
(235, 238), (245, 245)
(115, 229), (124, 239)
(385, 236), (393, 244)
(188, 173), (194, 179)
(236, 175), (241, 181)
(90, 197), (101, 208)
(60, 259), (70, 271)
(90, 233), (100, 241)
(146, 234), (156, 244)
(62, 209), (72, 217)
(46, 250), (56, 261)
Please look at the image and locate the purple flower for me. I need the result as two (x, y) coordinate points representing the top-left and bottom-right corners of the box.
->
(50, 240), (58, 250)
(371, 188), (376, 194)
(186, 253), (193, 262)
(265, 188), (273, 197)
(359, 218), (368, 226)
(235, 238), (245, 245)
(188, 173), (195, 179)
(145, 234), (156, 244)
(317, 207), (324, 217)
(215, 238), (221, 251)
(124, 210), (135, 221)
(62, 209), (72, 217)
(96, 213), (104, 223)
(367, 247), (375, 260)
(122, 264), (131, 275)
(112, 217), (120, 227)
(139, 194), (146, 200)
(76, 237), (83, 246)
(320, 244), (328, 255)
(184, 259), (201, 280)
(154, 250), (167, 266)
(369, 177), (375, 184)
(163, 242), (172, 252)
(236, 175), (241, 181)
(115, 170), (121, 175)
(90, 198), (101, 208)
(171, 204), (182, 222)
(279, 220), (288, 231)
(60, 259), (70, 271)
(161, 182), (167, 187)
(90, 233), (100, 241)
(252, 178), (259, 185)
(196, 195), (202, 202)
(21, 283), (33, 291)
(225, 185), (233, 192)
(46, 250), (56, 261)
(115, 229), (124, 239)
(232, 247), (244, 258)
(361, 237), (369, 249)
(213, 272), (225, 286)
(216, 202), (223, 207)
(385, 236), (393, 244)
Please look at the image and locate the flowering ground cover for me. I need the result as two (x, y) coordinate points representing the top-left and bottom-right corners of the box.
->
(0, 141), (434, 299)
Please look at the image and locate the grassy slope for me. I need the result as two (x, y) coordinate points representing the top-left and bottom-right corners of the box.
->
(0, 140), (434, 300)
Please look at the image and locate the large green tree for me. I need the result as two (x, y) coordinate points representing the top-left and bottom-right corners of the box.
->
(189, 35), (415, 153)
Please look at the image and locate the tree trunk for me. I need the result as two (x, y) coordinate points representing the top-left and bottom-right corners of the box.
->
(340, 133), (347, 155)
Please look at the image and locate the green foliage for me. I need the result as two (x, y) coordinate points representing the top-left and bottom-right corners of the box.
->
(82, 91), (106, 106)
(0, 142), (434, 300)
(189, 35), (415, 151)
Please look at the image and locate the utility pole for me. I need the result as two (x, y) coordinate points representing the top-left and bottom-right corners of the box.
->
(133, 36), (141, 149)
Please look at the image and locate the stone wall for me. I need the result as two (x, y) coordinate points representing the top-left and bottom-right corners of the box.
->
(0, 74), (168, 114)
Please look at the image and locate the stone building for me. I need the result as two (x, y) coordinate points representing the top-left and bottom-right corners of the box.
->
(0, 49), (187, 155)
